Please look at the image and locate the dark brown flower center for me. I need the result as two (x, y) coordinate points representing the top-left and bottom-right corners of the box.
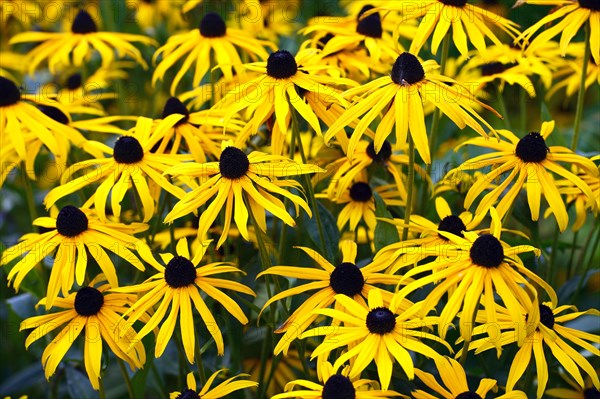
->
(539, 304), (555, 329)
(455, 392), (483, 399)
(317, 33), (335, 50)
(164, 256), (197, 288)
(322, 375), (356, 399)
(480, 62), (508, 76)
(56, 205), (89, 237)
(39, 106), (70, 125)
(113, 136), (144, 164)
(391, 53), (425, 85)
(266, 50), (298, 79)
(330, 262), (365, 296)
(515, 132), (548, 163)
(349, 182), (372, 202)
(199, 12), (226, 37)
(584, 388), (600, 399)
(66, 73), (82, 90)
(162, 97), (189, 126)
(470, 234), (504, 268)
(579, 0), (600, 11)
(74, 287), (104, 316)
(366, 307), (396, 334)
(0, 76), (21, 107)
(219, 146), (250, 179)
(356, 5), (382, 38)
(438, 215), (466, 239)
(177, 389), (200, 399)
(71, 10), (98, 34)
(438, 0), (468, 6)
(366, 141), (392, 162)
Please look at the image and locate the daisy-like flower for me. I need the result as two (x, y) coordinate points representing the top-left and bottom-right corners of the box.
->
(127, 0), (186, 32)
(412, 356), (527, 399)
(272, 361), (406, 399)
(257, 241), (407, 355)
(114, 238), (255, 363)
(394, 208), (557, 343)
(516, 0), (600, 64)
(1, 205), (152, 308)
(468, 299), (600, 398)
(546, 375), (600, 399)
(169, 370), (257, 399)
(44, 116), (190, 222)
(152, 11), (275, 94)
(462, 59), (537, 97)
(445, 120), (599, 231)
(164, 140), (323, 248)
(325, 52), (497, 163)
(301, 288), (448, 391)
(19, 276), (148, 390)
(9, 10), (157, 74)
(547, 43), (600, 101)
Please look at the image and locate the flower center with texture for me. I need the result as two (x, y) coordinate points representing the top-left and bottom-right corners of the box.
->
(0, 76), (21, 107)
(74, 287), (104, 316)
(366, 307), (396, 334)
(67, 73), (82, 90)
(349, 182), (372, 202)
(113, 136), (144, 164)
(199, 12), (226, 37)
(322, 375), (356, 399)
(219, 146), (250, 179)
(71, 10), (98, 33)
(438, 0), (468, 6)
(177, 389), (200, 399)
(470, 234), (504, 268)
(391, 52), (425, 85)
(438, 215), (466, 239)
(39, 106), (69, 125)
(330, 262), (365, 296)
(583, 388), (600, 399)
(366, 141), (392, 162)
(356, 5), (383, 38)
(455, 392), (483, 399)
(579, 0), (600, 11)
(266, 50), (298, 79)
(539, 304), (555, 329)
(162, 97), (190, 126)
(165, 256), (197, 288)
(56, 205), (89, 237)
(515, 132), (548, 163)
(480, 62), (508, 76)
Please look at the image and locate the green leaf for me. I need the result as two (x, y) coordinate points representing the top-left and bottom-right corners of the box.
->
(374, 193), (400, 252)
(65, 364), (96, 399)
(301, 201), (339, 263)
(6, 292), (37, 319)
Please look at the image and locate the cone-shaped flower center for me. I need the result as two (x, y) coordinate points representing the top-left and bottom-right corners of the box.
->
(67, 73), (82, 90)
(439, 0), (468, 6)
(480, 62), (508, 76)
(579, 0), (600, 11)
(56, 205), (89, 237)
(39, 106), (69, 125)
(199, 12), (226, 37)
(366, 307), (396, 334)
(113, 136), (144, 164)
(74, 287), (104, 316)
(330, 262), (365, 296)
(165, 256), (197, 288)
(583, 388), (600, 399)
(349, 182), (372, 202)
(177, 389), (200, 399)
(71, 10), (98, 34)
(438, 215), (466, 239)
(356, 5), (382, 38)
(266, 50), (298, 79)
(470, 234), (504, 268)
(322, 375), (356, 399)
(219, 146), (250, 179)
(515, 132), (548, 163)
(455, 392), (483, 399)
(391, 53), (425, 85)
(0, 76), (21, 107)
(539, 304), (555, 329)
(366, 141), (392, 162)
(162, 97), (190, 126)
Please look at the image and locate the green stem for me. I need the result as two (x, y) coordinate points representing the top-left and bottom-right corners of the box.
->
(572, 219), (600, 302)
(117, 358), (135, 399)
(519, 88), (527, 133)
(402, 137), (415, 241)
(150, 362), (167, 398)
(495, 84), (511, 130)
(566, 230), (579, 279)
(571, 21), (591, 151)
(547, 227), (560, 286)
(98, 375), (107, 399)
(21, 164), (37, 226)
(195, 333), (207, 384)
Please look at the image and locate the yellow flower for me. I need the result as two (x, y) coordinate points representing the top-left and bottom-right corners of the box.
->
(169, 370), (257, 399)
(547, 42), (600, 101)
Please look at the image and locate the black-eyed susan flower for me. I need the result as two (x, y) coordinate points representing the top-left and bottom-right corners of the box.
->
(9, 9), (156, 74)
(127, 0), (186, 32)
(114, 238), (255, 363)
(44, 116), (191, 222)
(1, 205), (152, 308)
(302, 288), (448, 390)
(468, 298), (600, 398)
(412, 356), (527, 399)
(152, 11), (275, 94)
(547, 43), (600, 101)
(446, 120), (599, 231)
(169, 370), (257, 399)
(461, 58), (537, 98)
(164, 140), (323, 248)
(394, 208), (557, 343)
(325, 52), (497, 163)
(546, 374), (600, 399)
(19, 276), (148, 390)
(257, 241), (408, 355)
